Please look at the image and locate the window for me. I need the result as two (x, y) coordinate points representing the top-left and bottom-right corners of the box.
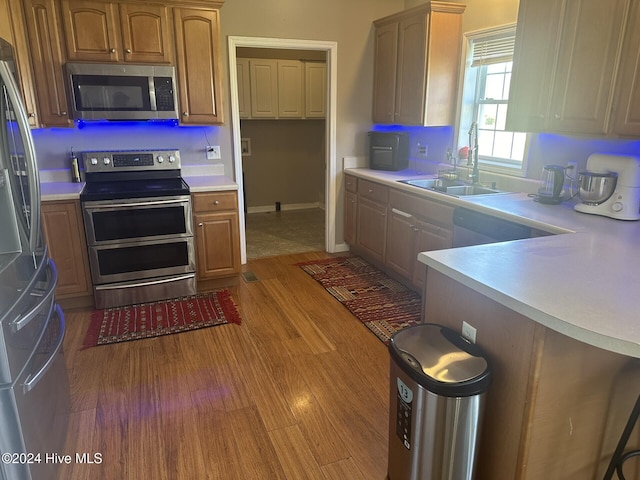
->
(459, 25), (528, 175)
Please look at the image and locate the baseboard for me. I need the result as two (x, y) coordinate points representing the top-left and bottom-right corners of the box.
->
(247, 202), (322, 214)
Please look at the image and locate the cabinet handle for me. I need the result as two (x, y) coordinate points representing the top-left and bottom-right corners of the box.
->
(60, 111), (67, 116)
(183, 111), (189, 116)
(368, 189), (373, 193)
(110, 48), (116, 53)
(28, 112), (35, 118)
(125, 48), (132, 54)
(213, 200), (220, 205)
(198, 222), (203, 227)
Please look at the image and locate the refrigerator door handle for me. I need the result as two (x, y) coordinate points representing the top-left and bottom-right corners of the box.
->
(10, 259), (57, 332)
(22, 304), (65, 394)
(0, 61), (41, 253)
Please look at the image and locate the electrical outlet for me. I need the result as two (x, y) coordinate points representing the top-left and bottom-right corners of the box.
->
(461, 321), (477, 344)
(416, 142), (428, 158)
(206, 145), (221, 160)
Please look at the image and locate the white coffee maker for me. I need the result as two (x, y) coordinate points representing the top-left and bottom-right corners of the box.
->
(574, 154), (640, 220)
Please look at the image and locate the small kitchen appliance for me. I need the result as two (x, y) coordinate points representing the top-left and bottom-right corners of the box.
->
(537, 164), (566, 204)
(368, 131), (409, 171)
(574, 154), (640, 220)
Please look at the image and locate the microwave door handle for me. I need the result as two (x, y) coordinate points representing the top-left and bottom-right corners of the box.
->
(0, 62), (41, 253)
(371, 146), (393, 151)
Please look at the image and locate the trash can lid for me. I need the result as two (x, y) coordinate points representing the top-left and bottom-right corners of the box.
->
(389, 323), (492, 397)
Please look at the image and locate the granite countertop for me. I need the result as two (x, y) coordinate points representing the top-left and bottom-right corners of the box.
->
(346, 167), (640, 358)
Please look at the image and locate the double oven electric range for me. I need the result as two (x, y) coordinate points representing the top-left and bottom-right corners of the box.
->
(79, 149), (195, 309)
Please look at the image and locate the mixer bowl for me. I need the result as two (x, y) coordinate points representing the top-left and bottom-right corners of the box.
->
(577, 171), (618, 205)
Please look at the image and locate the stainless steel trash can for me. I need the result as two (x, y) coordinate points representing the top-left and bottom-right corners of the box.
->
(387, 323), (492, 480)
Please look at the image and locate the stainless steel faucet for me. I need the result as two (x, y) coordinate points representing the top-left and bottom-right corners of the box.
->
(468, 122), (479, 184)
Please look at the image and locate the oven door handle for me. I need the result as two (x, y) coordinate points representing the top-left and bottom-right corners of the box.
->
(94, 273), (195, 290)
(86, 198), (189, 210)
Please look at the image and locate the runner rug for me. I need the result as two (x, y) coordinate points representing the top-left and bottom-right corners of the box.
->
(297, 256), (421, 344)
(82, 290), (241, 348)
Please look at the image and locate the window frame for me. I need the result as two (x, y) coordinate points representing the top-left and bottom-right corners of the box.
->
(457, 24), (530, 177)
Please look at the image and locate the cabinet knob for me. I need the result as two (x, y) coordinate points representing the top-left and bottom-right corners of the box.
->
(28, 112), (35, 118)
(60, 111), (67, 116)
(125, 48), (132, 54)
(198, 222), (203, 227)
(554, 113), (560, 119)
(368, 189), (373, 193)
(213, 200), (220, 205)
(110, 48), (116, 53)
(183, 111), (189, 116)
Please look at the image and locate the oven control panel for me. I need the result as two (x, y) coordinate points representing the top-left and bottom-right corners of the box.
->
(81, 149), (181, 173)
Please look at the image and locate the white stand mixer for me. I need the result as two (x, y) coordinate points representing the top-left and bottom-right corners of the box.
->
(574, 154), (640, 220)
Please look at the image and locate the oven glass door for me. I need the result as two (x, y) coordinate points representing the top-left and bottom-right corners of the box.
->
(88, 237), (195, 284)
(83, 196), (192, 245)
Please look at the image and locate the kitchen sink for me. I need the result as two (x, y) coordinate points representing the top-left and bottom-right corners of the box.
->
(398, 178), (513, 197)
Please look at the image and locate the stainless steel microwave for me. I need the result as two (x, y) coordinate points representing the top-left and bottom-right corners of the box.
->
(368, 131), (409, 171)
(66, 63), (178, 121)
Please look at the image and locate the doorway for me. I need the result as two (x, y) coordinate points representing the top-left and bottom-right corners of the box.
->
(227, 37), (338, 264)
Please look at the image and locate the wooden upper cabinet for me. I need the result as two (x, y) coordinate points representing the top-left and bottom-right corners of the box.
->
(118, 3), (172, 63)
(612, 0), (640, 136)
(277, 60), (304, 118)
(507, 0), (632, 136)
(173, 7), (224, 125)
(23, 0), (72, 127)
(547, 0), (629, 134)
(61, 0), (172, 63)
(305, 61), (326, 118)
(372, 2), (466, 126)
(0, 0), (39, 126)
(249, 59), (278, 118)
(236, 58), (251, 119)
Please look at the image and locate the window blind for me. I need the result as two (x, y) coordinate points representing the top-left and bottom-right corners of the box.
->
(471, 33), (516, 67)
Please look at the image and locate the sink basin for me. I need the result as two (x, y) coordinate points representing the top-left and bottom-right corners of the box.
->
(398, 178), (512, 196)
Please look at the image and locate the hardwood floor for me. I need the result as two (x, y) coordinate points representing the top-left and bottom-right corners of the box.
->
(59, 252), (391, 479)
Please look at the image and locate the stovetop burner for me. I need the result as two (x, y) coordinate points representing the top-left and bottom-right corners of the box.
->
(79, 149), (190, 201)
(80, 177), (190, 201)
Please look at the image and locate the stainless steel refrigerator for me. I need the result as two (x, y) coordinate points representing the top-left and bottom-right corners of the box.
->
(0, 37), (70, 480)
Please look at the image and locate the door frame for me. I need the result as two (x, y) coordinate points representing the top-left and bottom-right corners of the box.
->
(227, 36), (338, 263)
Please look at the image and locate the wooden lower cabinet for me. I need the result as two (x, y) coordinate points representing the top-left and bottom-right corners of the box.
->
(385, 207), (417, 279)
(411, 219), (451, 289)
(424, 269), (640, 480)
(356, 197), (387, 263)
(344, 190), (357, 246)
(192, 191), (241, 284)
(41, 200), (92, 303)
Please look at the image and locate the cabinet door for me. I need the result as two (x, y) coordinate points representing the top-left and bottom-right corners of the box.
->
(119, 3), (172, 64)
(412, 220), (452, 290)
(305, 62), (326, 118)
(395, 14), (427, 125)
(277, 60), (304, 118)
(547, 0), (629, 134)
(194, 211), (241, 279)
(344, 190), (357, 246)
(23, 0), (71, 127)
(372, 22), (398, 123)
(506, 0), (562, 132)
(61, 0), (121, 62)
(385, 208), (417, 279)
(612, 0), (640, 135)
(356, 197), (387, 263)
(0, 0), (39, 126)
(173, 7), (224, 125)
(41, 201), (92, 298)
(236, 58), (251, 119)
(249, 59), (278, 118)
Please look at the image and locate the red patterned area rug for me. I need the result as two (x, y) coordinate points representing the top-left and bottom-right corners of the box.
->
(82, 290), (241, 348)
(297, 256), (421, 344)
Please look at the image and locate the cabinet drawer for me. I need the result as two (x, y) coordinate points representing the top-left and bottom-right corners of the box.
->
(192, 191), (238, 213)
(389, 189), (454, 227)
(358, 179), (389, 204)
(345, 174), (357, 193)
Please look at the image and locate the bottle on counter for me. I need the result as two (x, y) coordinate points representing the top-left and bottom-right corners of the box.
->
(70, 151), (81, 183)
